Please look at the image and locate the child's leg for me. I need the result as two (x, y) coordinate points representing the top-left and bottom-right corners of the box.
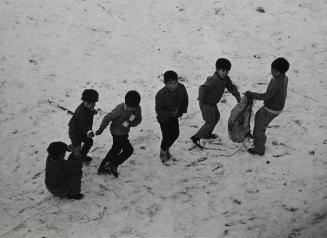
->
(114, 136), (134, 166)
(99, 135), (122, 169)
(253, 107), (278, 153)
(195, 101), (220, 138)
(80, 137), (93, 157)
(65, 170), (83, 197)
(68, 127), (82, 158)
(159, 120), (174, 151)
(104, 134), (122, 161)
(47, 170), (82, 198)
(166, 118), (180, 149)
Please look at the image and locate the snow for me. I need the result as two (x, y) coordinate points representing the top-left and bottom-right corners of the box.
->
(1, 0), (327, 237)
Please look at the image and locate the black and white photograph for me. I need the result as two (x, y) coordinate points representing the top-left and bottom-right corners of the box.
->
(0, 0), (326, 237)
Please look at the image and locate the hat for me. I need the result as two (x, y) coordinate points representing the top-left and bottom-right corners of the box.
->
(47, 142), (68, 157)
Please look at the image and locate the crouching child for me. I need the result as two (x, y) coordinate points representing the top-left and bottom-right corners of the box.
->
(96, 90), (142, 177)
(45, 142), (84, 200)
(155, 70), (188, 164)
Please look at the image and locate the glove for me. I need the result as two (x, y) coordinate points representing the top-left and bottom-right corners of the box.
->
(245, 91), (253, 99)
(95, 129), (103, 136)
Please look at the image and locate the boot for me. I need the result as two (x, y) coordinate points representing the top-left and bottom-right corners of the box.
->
(160, 148), (168, 164)
(98, 160), (111, 175)
(203, 133), (218, 139)
(67, 193), (84, 200)
(247, 147), (264, 156)
(191, 135), (202, 148)
(108, 161), (119, 178)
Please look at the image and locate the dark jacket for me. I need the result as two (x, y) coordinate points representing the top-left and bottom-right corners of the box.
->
(45, 156), (82, 191)
(198, 72), (240, 105)
(251, 75), (288, 111)
(155, 83), (189, 124)
(68, 103), (95, 138)
(98, 103), (142, 135)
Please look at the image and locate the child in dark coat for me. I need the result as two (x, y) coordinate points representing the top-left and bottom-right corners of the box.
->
(155, 70), (188, 164)
(45, 142), (84, 200)
(191, 58), (241, 146)
(96, 90), (142, 177)
(68, 89), (98, 162)
(245, 58), (290, 155)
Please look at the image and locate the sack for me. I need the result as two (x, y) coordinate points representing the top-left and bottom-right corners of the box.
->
(228, 96), (253, 143)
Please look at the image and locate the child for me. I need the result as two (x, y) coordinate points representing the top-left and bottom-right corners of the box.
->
(45, 141), (84, 200)
(245, 57), (289, 155)
(191, 58), (241, 146)
(68, 89), (98, 162)
(96, 90), (142, 177)
(155, 70), (188, 164)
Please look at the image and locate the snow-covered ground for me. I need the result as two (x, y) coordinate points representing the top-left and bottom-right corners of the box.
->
(1, 0), (327, 237)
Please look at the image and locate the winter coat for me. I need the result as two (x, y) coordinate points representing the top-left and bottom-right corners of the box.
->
(155, 83), (189, 124)
(98, 103), (142, 135)
(68, 103), (95, 138)
(250, 75), (288, 112)
(198, 72), (240, 105)
(45, 156), (82, 191)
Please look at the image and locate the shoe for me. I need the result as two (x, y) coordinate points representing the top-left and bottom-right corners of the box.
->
(98, 163), (111, 175)
(191, 135), (200, 144)
(67, 193), (84, 200)
(82, 156), (93, 163)
(247, 148), (264, 156)
(191, 135), (203, 148)
(108, 162), (119, 178)
(160, 149), (168, 164)
(203, 133), (218, 139)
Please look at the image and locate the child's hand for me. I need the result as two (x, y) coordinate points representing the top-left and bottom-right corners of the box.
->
(122, 121), (129, 128)
(95, 129), (103, 136)
(67, 144), (74, 152)
(87, 130), (95, 138)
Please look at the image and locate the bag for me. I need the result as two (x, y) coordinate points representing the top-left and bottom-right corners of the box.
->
(228, 96), (253, 143)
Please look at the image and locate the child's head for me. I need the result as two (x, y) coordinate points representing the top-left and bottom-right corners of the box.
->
(81, 89), (99, 109)
(47, 141), (68, 160)
(125, 90), (141, 111)
(271, 58), (289, 77)
(216, 58), (231, 79)
(164, 70), (178, 91)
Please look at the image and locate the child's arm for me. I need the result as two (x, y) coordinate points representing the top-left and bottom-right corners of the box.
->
(247, 78), (279, 101)
(76, 108), (93, 137)
(226, 78), (241, 102)
(178, 84), (189, 117)
(155, 92), (171, 120)
(198, 76), (215, 101)
(129, 106), (142, 127)
(95, 107), (119, 135)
